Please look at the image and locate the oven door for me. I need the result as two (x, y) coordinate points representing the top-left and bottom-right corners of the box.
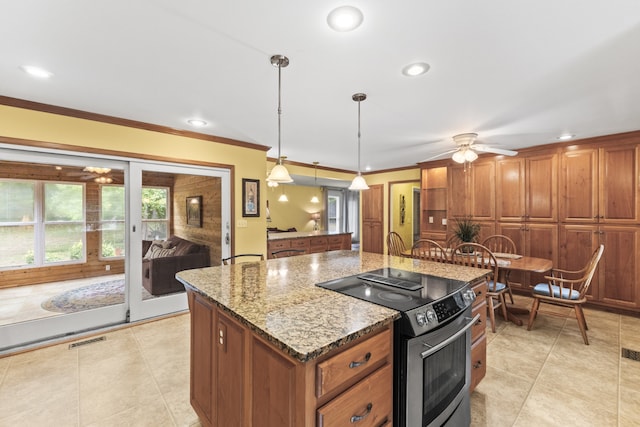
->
(403, 307), (478, 427)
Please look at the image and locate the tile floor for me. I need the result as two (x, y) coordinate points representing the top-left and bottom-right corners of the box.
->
(0, 295), (638, 426)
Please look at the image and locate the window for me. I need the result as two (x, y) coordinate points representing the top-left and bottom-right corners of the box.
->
(327, 192), (341, 232)
(99, 186), (169, 259)
(0, 180), (85, 269)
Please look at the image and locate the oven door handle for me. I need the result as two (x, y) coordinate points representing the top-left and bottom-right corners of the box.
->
(420, 314), (480, 359)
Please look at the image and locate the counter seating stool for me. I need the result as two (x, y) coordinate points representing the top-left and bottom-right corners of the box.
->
(222, 254), (264, 265)
(482, 234), (518, 303)
(271, 249), (306, 258)
(527, 244), (604, 345)
(411, 239), (449, 263)
(386, 231), (407, 257)
(451, 242), (508, 333)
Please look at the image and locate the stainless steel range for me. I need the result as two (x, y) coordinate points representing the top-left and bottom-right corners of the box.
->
(317, 267), (478, 427)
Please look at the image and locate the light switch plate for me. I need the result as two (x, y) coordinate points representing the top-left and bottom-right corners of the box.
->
(428, 216), (434, 224)
(442, 218), (447, 225)
(237, 219), (248, 228)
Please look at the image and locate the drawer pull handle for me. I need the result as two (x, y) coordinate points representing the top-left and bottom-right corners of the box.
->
(473, 360), (483, 369)
(349, 352), (371, 369)
(475, 318), (483, 325)
(350, 403), (373, 423)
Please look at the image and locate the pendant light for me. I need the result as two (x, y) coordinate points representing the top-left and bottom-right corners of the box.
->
(310, 161), (320, 203)
(266, 55), (294, 184)
(349, 93), (369, 190)
(278, 185), (289, 202)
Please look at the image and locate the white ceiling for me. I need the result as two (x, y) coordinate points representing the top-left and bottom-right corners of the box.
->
(2, 1), (640, 172)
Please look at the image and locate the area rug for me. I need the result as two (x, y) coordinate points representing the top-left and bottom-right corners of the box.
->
(41, 280), (153, 314)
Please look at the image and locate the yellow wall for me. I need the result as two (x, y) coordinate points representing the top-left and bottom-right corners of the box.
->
(0, 105), (267, 256)
(390, 181), (419, 247)
(267, 184), (323, 232)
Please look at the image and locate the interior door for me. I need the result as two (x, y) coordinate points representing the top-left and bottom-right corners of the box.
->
(127, 161), (230, 322)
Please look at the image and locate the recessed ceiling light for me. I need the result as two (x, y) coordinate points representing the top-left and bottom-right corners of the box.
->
(327, 6), (364, 32)
(365, 165), (371, 171)
(402, 62), (430, 77)
(187, 119), (208, 127)
(558, 134), (575, 140)
(20, 65), (53, 79)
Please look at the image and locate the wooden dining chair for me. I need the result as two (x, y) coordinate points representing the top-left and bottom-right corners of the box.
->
(411, 239), (449, 263)
(451, 242), (508, 332)
(482, 234), (518, 303)
(527, 244), (604, 345)
(271, 249), (306, 258)
(386, 231), (407, 257)
(221, 254), (264, 265)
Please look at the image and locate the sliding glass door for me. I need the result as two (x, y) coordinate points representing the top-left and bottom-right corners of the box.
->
(0, 146), (230, 352)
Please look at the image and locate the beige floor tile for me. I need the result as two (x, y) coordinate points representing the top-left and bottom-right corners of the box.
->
(620, 386), (640, 424)
(0, 405), (79, 427)
(470, 365), (533, 427)
(514, 385), (618, 427)
(486, 333), (550, 381)
(620, 358), (640, 392)
(82, 397), (174, 427)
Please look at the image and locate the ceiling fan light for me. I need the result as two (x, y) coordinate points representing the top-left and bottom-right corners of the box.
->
(266, 164), (293, 183)
(452, 150), (466, 163)
(452, 133), (478, 145)
(464, 149), (478, 162)
(349, 174), (369, 190)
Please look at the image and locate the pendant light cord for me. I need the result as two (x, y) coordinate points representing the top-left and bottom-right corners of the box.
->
(277, 62), (282, 165)
(357, 98), (362, 174)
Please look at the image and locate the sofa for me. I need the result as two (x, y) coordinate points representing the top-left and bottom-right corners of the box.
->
(142, 235), (210, 296)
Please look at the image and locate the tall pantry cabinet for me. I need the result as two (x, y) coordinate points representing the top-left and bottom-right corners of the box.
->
(419, 131), (640, 312)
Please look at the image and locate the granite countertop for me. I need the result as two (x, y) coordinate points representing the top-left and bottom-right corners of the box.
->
(176, 250), (487, 363)
(267, 230), (352, 240)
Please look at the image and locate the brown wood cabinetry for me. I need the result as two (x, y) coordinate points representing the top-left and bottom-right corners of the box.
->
(496, 152), (557, 222)
(267, 233), (351, 259)
(420, 134), (640, 312)
(469, 279), (487, 393)
(187, 290), (394, 427)
(421, 166), (448, 243)
(362, 184), (384, 253)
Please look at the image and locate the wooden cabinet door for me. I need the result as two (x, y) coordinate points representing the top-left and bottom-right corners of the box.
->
(559, 224), (600, 300)
(599, 225), (639, 308)
(190, 293), (215, 426)
(524, 223), (558, 288)
(600, 145), (639, 223)
(216, 310), (245, 427)
(526, 153), (557, 222)
(448, 164), (468, 218)
(362, 185), (384, 253)
(362, 184), (383, 222)
(496, 223), (526, 290)
(469, 160), (495, 221)
(559, 148), (598, 222)
(496, 157), (525, 221)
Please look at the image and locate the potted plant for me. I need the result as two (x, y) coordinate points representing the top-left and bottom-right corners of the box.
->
(452, 216), (480, 251)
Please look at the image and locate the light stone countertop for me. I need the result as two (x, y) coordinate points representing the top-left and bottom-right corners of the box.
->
(176, 250), (487, 363)
(267, 230), (352, 240)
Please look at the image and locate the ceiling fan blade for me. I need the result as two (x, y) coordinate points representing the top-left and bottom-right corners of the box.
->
(419, 149), (458, 163)
(474, 145), (518, 156)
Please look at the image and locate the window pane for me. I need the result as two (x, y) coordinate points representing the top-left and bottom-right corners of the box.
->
(142, 188), (168, 220)
(101, 186), (125, 220)
(102, 221), (126, 257)
(0, 225), (35, 267)
(142, 221), (168, 240)
(0, 181), (35, 222)
(45, 183), (83, 221)
(44, 223), (84, 263)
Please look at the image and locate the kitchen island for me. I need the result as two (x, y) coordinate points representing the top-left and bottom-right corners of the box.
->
(177, 250), (487, 427)
(266, 230), (352, 258)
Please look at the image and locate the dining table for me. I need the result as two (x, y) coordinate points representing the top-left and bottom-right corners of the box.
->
(495, 254), (553, 326)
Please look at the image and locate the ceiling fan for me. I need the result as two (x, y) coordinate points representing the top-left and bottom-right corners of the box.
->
(422, 133), (518, 163)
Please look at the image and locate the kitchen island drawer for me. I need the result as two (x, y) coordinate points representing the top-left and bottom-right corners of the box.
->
(317, 363), (392, 427)
(316, 328), (391, 398)
(268, 240), (291, 251)
(470, 336), (486, 393)
(471, 300), (487, 343)
(291, 239), (310, 250)
(471, 279), (487, 307)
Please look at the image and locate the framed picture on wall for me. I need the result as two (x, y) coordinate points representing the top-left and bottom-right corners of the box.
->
(186, 195), (203, 227)
(242, 178), (260, 217)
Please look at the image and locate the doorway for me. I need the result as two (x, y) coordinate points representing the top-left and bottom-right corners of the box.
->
(388, 180), (420, 250)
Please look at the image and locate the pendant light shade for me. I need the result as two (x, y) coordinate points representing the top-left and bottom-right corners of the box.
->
(349, 93), (369, 191)
(278, 186), (289, 202)
(266, 55), (294, 184)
